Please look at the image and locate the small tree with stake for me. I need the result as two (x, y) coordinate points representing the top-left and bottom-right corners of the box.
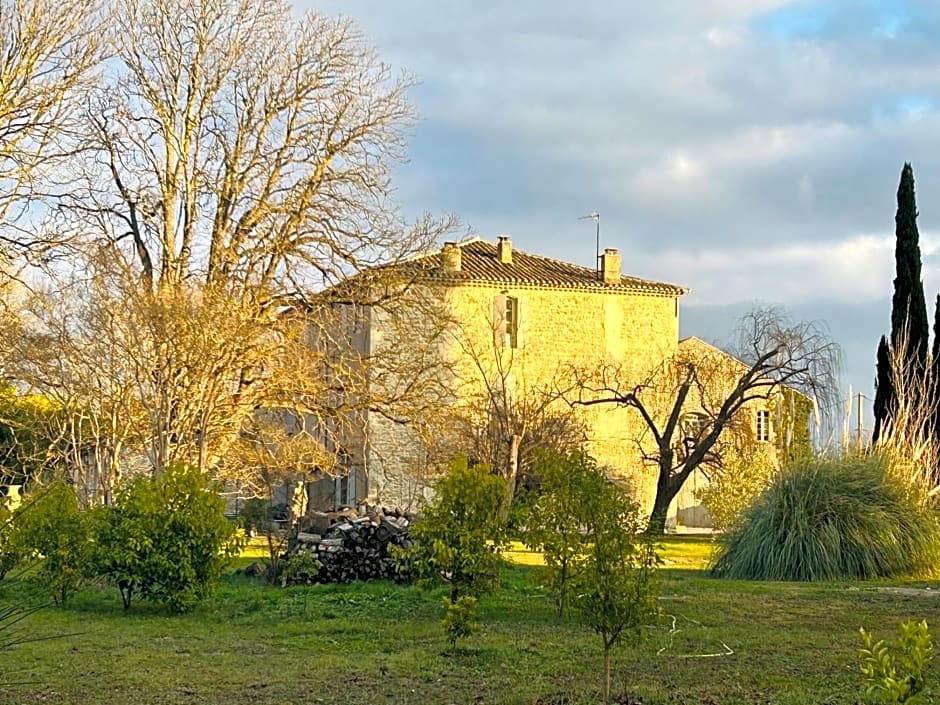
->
(401, 456), (508, 604)
(397, 456), (508, 650)
(572, 473), (660, 705)
(522, 449), (598, 617)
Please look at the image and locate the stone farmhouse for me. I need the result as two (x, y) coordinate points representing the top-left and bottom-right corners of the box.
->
(308, 236), (794, 529)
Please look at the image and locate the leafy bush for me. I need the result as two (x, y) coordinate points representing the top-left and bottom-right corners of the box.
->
(859, 619), (934, 704)
(94, 464), (244, 611)
(441, 595), (478, 650)
(11, 482), (93, 604)
(571, 472), (660, 705)
(695, 445), (776, 533)
(0, 495), (17, 580)
(522, 449), (599, 616)
(711, 454), (940, 581)
(398, 456), (508, 603)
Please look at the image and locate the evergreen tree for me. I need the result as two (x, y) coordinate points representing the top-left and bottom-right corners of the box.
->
(891, 163), (929, 362)
(874, 162), (929, 440)
(872, 335), (892, 444)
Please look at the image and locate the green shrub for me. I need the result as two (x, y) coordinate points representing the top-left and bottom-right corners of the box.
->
(571, 475), (660, 705)
(711, 454), (940, 581)
(12, 482), (93, 604)
(522, 449), (599, 616)
(695, 445), (776, 533)
(0, 495), (17, 580)
(398, 456), (508, 603)
(859, 619), (934, 704)
(441, 595), (478, 650)
(94, 464), (244, 611)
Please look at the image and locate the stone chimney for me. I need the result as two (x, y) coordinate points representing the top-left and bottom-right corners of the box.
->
(601, 248), (621, 285)
(442, 241), (462, 272)
(497, 236), (512, 264)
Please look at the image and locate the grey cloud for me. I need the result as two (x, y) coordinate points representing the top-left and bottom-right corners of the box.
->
(301, 0), (940, 396)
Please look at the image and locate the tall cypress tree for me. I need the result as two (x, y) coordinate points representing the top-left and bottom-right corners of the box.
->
(874, 162), (929, 441)
(891, 162), (929, 362)
(872, 335), (892, 443)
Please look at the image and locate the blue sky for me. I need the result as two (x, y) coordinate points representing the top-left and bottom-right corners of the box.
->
(305, 0), (940, 434)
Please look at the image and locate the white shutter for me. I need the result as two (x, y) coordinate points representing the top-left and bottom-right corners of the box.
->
(493, 293), (507, 347)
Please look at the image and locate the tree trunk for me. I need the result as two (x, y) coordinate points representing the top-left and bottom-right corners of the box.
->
(506, 433), (521, 504)
(647, 458), (678, 534)
(603, 638), (611, 705)
(500, 433), (522, 522)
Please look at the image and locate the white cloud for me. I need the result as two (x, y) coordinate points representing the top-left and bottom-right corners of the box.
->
(303, 0), (940, 397)
(631, 233), (897, 307)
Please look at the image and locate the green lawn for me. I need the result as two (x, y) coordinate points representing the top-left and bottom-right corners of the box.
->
(2, 537), (939, 704)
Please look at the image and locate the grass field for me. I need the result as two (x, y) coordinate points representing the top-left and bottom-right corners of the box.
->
(2, 536), (938, 705)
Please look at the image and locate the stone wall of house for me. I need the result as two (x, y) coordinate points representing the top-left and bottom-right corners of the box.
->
(318, 271), (806, 529)
(445, 283), (679, 515)
(362, 279), (683, 518)
(363, 412), (437, 512)
(356, 290), (460, 511)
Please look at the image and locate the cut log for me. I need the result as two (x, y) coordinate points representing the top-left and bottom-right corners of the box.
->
(283, 503), (414, 586)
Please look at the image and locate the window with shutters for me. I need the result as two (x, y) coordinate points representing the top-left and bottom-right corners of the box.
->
(756, 409), (771, 442)
(504, 296), (519, 348)
(680, 412), (708, 442)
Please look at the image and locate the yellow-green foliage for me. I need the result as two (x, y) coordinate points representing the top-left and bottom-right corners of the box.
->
(94, 464), (244, 612)
(696, 445), (776, 533)
(522, 450), (603, 615)
(10, 482), (93, 604)
(0, 495), (14, 579)
(400, 456), (508, 603)
(774, 388), (814, 465)
(570, 470), (660, 705)
(859, 620), (934, 704)
(441, 595), (478, 649)
(0, 384), (63, 483)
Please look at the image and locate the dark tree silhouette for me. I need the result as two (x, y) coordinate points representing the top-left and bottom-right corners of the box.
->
(875, 163), (929, 441)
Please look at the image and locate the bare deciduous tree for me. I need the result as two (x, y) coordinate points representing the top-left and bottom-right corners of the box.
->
(0, 0), (103, 262)
(452, 304), (586, 505)
(570, 307), (840, 534)
(4, 0), (457, 492)
(67, 0), (436, 296)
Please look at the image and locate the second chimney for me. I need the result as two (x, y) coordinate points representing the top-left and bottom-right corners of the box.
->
(497, 236), (512, 264)
(442, 241), (462, 272)
(601, 248), (621, 285)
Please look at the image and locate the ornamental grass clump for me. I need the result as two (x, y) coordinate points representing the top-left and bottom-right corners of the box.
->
(711, 453), (940, 581)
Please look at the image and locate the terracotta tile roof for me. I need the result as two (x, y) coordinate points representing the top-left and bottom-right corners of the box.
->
(406, 237), (688, 297)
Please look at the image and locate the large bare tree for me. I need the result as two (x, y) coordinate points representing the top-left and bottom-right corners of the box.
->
(571, 307), (841, 533)
(0, 0), (102, 255)
(68, 0), (432, 296)
(6, 0), (456, 492)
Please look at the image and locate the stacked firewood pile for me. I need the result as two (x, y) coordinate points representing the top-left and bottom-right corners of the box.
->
(284, 506), (413, 584)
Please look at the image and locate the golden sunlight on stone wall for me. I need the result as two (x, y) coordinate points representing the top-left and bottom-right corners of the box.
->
(440, 282), (680, 516)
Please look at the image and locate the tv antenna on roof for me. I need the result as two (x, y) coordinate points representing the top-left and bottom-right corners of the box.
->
(578, 212), (600, 277)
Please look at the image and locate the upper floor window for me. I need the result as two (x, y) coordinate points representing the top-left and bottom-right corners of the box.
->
(680, 411), (709, 442)
(756, 409), (772, 442)
(504, 296), (519, 348)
